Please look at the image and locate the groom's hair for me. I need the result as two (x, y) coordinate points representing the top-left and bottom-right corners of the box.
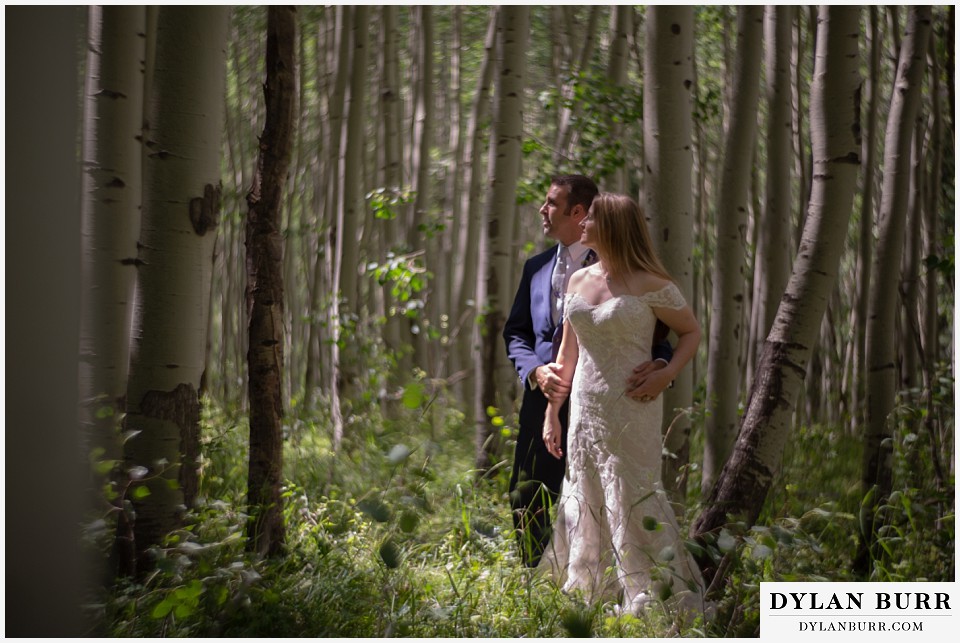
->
(551, 174), (599, 213)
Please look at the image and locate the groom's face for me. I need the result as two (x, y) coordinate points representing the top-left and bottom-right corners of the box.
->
(539, 184), (584, 245)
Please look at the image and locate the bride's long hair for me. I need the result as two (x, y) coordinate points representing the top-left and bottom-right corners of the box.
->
(590, 193), (672, 281)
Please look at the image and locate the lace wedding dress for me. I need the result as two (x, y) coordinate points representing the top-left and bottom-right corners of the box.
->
(539, 282), (705, 614)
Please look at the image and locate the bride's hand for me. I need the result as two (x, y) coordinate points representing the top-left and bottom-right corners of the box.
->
(542, 416), (563, 459)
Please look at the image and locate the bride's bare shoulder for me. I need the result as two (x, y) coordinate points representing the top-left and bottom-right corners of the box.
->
(628, 271), (672, 295)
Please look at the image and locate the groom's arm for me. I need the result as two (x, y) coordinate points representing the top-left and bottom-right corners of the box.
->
(651, 320), (673, 364)
(503, 261), (541, 387)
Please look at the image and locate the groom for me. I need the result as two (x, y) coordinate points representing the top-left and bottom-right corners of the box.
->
(503, 174), (673, 567)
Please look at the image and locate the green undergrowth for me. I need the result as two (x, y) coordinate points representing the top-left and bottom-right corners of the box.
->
(92, 379), (953, 638)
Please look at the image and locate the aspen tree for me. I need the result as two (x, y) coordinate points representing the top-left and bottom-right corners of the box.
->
(694, 7), (862, 587)
(119, 6), (229, 576)
(860, 5), (933, 575)
(702, 6), (763, 494)
(477, 5), (529, 472)
(80, 6), (146, 473)
(643, 5), (695, 503)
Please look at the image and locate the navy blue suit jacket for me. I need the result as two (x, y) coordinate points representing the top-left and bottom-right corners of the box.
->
(504, 246), (560, 387)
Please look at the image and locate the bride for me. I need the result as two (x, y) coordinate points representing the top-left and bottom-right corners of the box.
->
(540, 193), (706, 615)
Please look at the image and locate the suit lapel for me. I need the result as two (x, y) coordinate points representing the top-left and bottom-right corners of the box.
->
(532, 250), (558, 332)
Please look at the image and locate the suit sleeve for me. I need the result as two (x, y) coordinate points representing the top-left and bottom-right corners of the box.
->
(651, 320), (674, 363)
(503, 260), (541, 386)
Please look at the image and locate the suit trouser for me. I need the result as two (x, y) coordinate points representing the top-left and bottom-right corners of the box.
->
(509, 389), (570, 567)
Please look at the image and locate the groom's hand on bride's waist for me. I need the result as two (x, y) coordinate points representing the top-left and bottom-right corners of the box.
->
(626, 360), (670, 402)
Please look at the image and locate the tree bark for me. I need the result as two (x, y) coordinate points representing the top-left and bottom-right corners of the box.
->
(554, 6), (600, 166)
(605, 5), (632, 193)
(454, 8), (498, 418)
(859, 5), (932, 576)
(851, 6), (882, 433)
(476, 5), (529, 473)
(643, 5), (695, 504)
(119, 5), (229, 577)
(80, 6), (146, 476)
(702, 6), (763, 494)
(245, 4), (296, 559)
(693, 7), (861, 589)
(749, 6), (794, 388)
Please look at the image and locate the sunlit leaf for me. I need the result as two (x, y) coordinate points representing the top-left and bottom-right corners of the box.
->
(151, 598), (174, 619)
(717, 529), (736, 553)
(131, 484), (151, 500)
(387, 444), (412, 465)
(401, 383), (424, 409)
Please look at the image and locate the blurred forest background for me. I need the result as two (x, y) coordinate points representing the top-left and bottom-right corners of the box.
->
(5, 4), (955, 638)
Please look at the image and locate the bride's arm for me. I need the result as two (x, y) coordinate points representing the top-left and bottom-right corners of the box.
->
(638, 303), (699, 396)
(543, 318), (579, 459)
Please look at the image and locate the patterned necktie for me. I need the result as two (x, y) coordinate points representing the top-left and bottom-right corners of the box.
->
(551, 246), (569, 325)
(551, 248), (597, 359)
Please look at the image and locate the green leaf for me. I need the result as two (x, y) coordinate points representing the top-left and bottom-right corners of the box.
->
(642, 515), (660, 531)
(401, 383), (424, 409)
(151, 598), (175, 619)
(399, 510), (419, 534)
(379, 538), (401, 568)
(358, 498), (391, 523)
(131, 484), (151, 500)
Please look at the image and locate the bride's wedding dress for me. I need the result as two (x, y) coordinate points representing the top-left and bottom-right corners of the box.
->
(540, 282), (705, 614)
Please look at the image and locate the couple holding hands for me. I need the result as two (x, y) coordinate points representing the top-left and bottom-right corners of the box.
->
(503, 175), (706, 616)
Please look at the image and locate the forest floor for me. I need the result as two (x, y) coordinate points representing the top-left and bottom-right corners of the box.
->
(91, 389), (953, 638)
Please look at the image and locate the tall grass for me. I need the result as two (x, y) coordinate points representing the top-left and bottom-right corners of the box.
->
(91, 375), (953, 637)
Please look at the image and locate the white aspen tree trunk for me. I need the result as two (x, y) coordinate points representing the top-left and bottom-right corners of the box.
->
(851, 6), (882, 432)
(605, 5), (631, 193)
(337, 4), (367, 314)
(80, 6), (146, 471)
(410, 6), (435, 367)
(120, 6), (228, 576)
(792, 9), (813, 251)
(920, 33), (948, 492)
(331, 5), (368, 414)
(476, 5), (529, 472)
(554, 6), (600, 166)
(693, 8), (861, 587)
(643, 5), (695, 504)
(702, 6), (764, 494)
(454, 8), (498, 418)
(749, 5), (794, 389)
(690, 40), (708, 385)
(900, 119), (926, 392)
(922, 35), (942, 381)
(379, 5), (407, 370)
(859, 5), (932, 575)
(443, 6), (465, 388)
(305, 5), (350, 409)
